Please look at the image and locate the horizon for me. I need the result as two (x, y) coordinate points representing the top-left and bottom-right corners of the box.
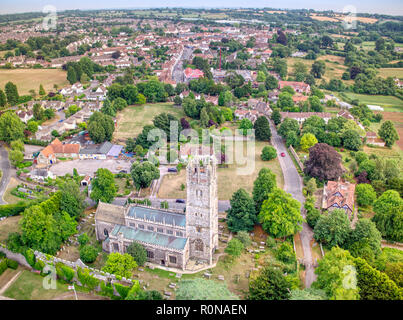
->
(1, 1), (403, 16)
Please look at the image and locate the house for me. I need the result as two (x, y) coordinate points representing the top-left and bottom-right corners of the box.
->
(234, 109), (260, 123)
(322, 180), (356, 217)
(81, 175), (92, 187)
(184, 68), (204, 82)
(29, 169), (54, 182)
(37, 138), (80, 165)
(278, 81), (310, 94)
(16, 110), (34, 123)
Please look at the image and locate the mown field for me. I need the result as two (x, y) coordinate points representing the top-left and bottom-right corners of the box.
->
(0, 69), (68, 95)
(158, 140), (284, 200)
(113, 103), (186, 143)
(341, 92), (403, 112)
(378, 68), (403, 79)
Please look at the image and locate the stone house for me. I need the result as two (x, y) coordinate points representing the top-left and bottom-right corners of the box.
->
(37, 138), (80, 165)
(322, 180), (356, 217)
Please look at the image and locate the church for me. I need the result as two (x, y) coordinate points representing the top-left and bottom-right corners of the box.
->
(95, 155), (219, 270)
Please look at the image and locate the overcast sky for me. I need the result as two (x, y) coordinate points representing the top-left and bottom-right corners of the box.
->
(1, 0), (402, 16)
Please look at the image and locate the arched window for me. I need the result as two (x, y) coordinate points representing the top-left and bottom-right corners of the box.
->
(195, 239), (203, 252)
(104, 229), (109, 237)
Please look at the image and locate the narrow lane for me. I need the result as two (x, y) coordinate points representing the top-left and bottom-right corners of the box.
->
(0, 144), (11, 204)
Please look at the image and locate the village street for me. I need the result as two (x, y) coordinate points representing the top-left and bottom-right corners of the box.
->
(0, 144), (11, 204)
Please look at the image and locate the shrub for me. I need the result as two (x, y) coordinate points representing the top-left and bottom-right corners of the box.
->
(126, 242), (147, 266)
(78, 233), (90, 247)
(261, 146), (277, 161)
(100, 281), (115, 298)
(34, 260), (45, 272)
(276, 242), (297, 264)
(79, 245), (99, 263)
(235, 231), (252, 247)
(0, 259), (7, 275)
(6, 258), (18, 270)
(23, 248), (36, 267)
(114, 283), (131, 299)
(77, 267), (99, 291)
(266, 236), (276, 248)
(225, 239), (244, 257)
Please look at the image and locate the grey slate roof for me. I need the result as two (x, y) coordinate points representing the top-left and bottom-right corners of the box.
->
(79, 141), (113, 155)
(127, 206), (186, 227)
(111, 224), (187, 250)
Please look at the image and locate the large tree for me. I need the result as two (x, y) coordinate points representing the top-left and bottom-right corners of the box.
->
(314, 209), (351, 248)
(102, 252), (137, 278)
(0, 89), (6, 107)
(311, 60), (326, 79)
(90, 168), (117, 203)
(278, 118), (299, 139)
(378, 120), (399, 148)
(130, 161), (160, 190)
(372, 190), (403, 242)
(0, 112), (25, 143)
(59, 180), (86, 220)
(258, 188), (302, 238)
(355, 184), (377, 207)
(348, 218), (382, 257)
(304, 143), (344, 181)
(252, 168), (277, 213)
(226, 188), (256, 233)
(87, 112), (115, 143)
(126, 242), (147, 266)
(300, 133), (318, 151)
(342, 129), (362, 151)
(4, 81), (19, 105)
(248, 266), (291, 300)
(254, 116), (271, 141)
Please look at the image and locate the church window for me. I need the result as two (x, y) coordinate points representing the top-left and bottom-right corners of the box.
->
(196, 226), (202, 233)
(169, 256), (177, 264)
(157, 228), (164, 233)
(113, 243), (119, 251)
(139, 224), (144, 229)
(195, 239), (203, 252)
(146, 250), (154, 259)
(129, 223), (135, 227)
(167, 229), (173, 235)
(176, 231), (183, 237)
(147, 226), (154, 231)
(104, 229), (109, 237)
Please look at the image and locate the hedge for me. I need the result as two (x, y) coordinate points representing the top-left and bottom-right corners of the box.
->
(77, 267), (99, 291)
(23, 248), (36, 268)
(0, 201), (33, 218)
(6, 258), (18, 270)
(0, 259), (7, 275)
(114, 283), (131, 299)
(34, 260), (45, 273)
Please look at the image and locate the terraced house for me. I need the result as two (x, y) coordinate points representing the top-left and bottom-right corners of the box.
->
(95, 156), (219, 270)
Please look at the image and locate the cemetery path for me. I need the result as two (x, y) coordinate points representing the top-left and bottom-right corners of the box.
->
(269, 121), (316, 288)
(0, 270), (21, 296)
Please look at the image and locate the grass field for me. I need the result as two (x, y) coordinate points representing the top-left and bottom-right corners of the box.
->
(0, 69), (68, 95)
(158, 141), (284, 200)
(378, 68), (403, 79)
(113, 103), (186, 143)
(0, 215), (22, 242)
(3, 177), (21, 204)
(341, 92), (403, 112)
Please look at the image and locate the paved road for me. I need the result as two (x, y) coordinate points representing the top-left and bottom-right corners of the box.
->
(172, 46), (193, 83)
(269, 121), (316, 288)
(0, 144), (11, 204)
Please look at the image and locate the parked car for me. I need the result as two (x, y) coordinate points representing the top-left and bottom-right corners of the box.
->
(281, 152), (286, 157)
(168, 167), (178, 173)
(176, 199), (185, 203)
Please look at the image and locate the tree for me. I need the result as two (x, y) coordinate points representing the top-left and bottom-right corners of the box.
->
(59, 180), (85, 220)
(372, 190), (403, 242)
(39, 84), (46, 96)
(314, 209), (351, 248)
(238, 118), (253, 136)
(300, 133), (318, 152)
(278, 118), (299, 139)
(27, 121), (38, 134)
(127, 242), (147, 266)
(254, 116), (271, 141)
(311, 60), (326, 79)
(385, 262), (403, 288)
(265, 75), (278, 90)
(290, 288), (327, 300)
(226, 188), (256, 233)
(78, 233), (89, 246)
(90, 168), (117, 203)
(200, 107), (209, 128)
(10, 140), (24, 152)
(5, 82), (19, 105)
(313, 247), (359, 300)
(342, 129), (362, 151)
(261, 146), (277, 161)
(112, 97), (128, 112)
(252, 168), (277, 213)
(271, 108), (281, 125)
(304, 143), (344, 181)
(102, 252), (137, 278)
(0, 112), (25, 143)
(276, 242), (296, 264)
(355, 184), (377, 207)
(248, 266), (291, 300)
(306, 178), (317, 195)
(0, 89), (6, 107)
(235, 231), (252, 247)
(152, 112), (181, 140)
(101, 99), (116, 117)
(225, 238), (244, 258)
(87, 112), (114, 143)
(258, 188), (302, 238)
(67, 66), (77, 84)
(378, 120), (399, 147)
(354, 257), (402, 300)
(174, 96), (182, 105)
(79, 245), (98, 263)
(130, 161), (160, 190)
(348, 219), (382, 257)
(176, 279), (239, 300)
(9, 149), (23, 166)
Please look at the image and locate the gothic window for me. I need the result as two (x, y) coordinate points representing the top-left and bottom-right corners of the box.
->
(169, 256), (177, 264)
(146, 250), (154, 259)
(157, 228), (164, 233)
(147, 226), (154, 231)
(176, 231), (183, 237)
(167, 229), (173, 235)
(139, 224), (144, 229)
(104, 229), (109, 237)
(129, 223), (135, 227)
(196, 226), (202, 233)
(195, 239), (203, 252)
(113, 243), (119, 251)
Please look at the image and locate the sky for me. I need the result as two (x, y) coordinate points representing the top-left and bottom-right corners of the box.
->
(0, 0), (403, 16)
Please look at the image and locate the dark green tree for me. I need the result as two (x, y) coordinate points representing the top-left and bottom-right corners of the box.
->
(248, 266), (291, 300)
(226, 188), (256, 233)
(254, 116), (271, 141)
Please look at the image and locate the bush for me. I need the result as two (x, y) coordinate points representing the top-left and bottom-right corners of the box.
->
(225, 239), (244, 257)
(78, 233), (90, 247)
(0, 259), (7, 275)
(6, 258), (18, 270)
(0, 201), (33, 218)
(276, 242), (297, 264)
(77, 267), (99, 291)
(126, 242), (147, 266)
(23, 248), (36, 267)
(114, 283), (131, 299)
(266, 236), (276, 248)
(261, 146), (277, 161)
(34, 259), (45, 272)
(235, 231), (252, 247)
(79, 245), (99, 263)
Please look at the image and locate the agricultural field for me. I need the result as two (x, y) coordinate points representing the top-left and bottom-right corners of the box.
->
(113, 103), (186, 143)
(0, 69), (68, 95)
(340, 92), (403, 112)
(158, 140), (284, 200)
(378, 68), (403, 79)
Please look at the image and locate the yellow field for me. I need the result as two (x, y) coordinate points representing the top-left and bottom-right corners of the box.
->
(310, 13), (377, 24)
(378, 68), (403, 79)
(0, 69), (68, 95)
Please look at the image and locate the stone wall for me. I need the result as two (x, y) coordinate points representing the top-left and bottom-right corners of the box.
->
(288, 145), (304, 171)
(0, 245), (33, 269)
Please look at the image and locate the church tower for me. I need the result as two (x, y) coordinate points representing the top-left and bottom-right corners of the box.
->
(185, 155), (218, 265)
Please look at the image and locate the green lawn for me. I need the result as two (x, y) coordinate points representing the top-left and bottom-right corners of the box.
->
(4, 270), (69, 300)
(113, 103), (186, 142)
(378, 68), (403, 79)
(341, 92), (403, 112)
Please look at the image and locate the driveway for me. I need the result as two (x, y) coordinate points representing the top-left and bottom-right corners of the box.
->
(269, 120), (316, 288)
(0, 144), (11, 204)
(50, 159), (132, 176)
